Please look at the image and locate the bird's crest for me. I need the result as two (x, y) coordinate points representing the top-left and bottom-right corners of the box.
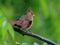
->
(28, 7), (32, 12)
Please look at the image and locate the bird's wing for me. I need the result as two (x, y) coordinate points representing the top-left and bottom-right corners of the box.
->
(21, 20), (32, 30)
(21, 20), (29, 29)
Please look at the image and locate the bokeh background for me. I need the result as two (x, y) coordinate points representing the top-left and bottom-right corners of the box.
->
(0, 0), (60, 45)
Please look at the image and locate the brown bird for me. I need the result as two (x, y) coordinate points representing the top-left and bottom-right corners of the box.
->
(10, 8), (35, 31)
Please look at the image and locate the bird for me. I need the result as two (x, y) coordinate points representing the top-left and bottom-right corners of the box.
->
(10, 8), (35, 31)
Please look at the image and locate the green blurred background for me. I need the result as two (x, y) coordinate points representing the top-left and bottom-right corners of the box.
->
(0, 0), (60, 45)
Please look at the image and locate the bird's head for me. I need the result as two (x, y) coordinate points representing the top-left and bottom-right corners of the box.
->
(26, 7), (35, 20)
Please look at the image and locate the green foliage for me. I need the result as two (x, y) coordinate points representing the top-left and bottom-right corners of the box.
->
(0, 0), (60, 45)
(0, 12), (15, 45)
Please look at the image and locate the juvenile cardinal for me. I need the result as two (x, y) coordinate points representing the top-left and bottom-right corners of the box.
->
(10, 8), (35, 30)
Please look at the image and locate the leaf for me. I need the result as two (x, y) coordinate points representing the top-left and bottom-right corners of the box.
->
(0, 12), (15, 45)
(7, 23), (14, 39)
(0, 13), (7, 39)
(2, 20), (8, 39)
